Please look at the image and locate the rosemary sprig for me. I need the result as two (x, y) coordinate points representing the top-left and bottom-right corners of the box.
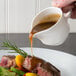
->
(2, 41), (28, 58)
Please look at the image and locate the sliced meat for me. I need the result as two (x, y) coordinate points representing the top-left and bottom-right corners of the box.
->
(23, 56), (61, 76)
(37, 62), (60, 76)
(0, 55), (16, 68)
(23, 56), (44, 71)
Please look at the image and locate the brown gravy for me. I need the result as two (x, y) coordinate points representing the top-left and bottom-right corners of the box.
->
(31, 21), (56, 34)
(29, 14), (61, 56)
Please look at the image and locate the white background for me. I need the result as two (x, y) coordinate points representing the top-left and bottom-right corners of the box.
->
(0, 0), (76, 33)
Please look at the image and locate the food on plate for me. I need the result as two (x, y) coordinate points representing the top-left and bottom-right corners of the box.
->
(23, 55), (44, 71)
(0, 41), (61, 76)
(25, 73), (37, 76)
(23, 56), (60, 76)
(11, 67), (25, 76)
(0, 67), (17, 76)
(15, 55), (25, 68)
(0, 55), (16, 68)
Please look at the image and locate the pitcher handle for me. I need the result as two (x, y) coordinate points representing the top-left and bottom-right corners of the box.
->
(64, 11), (71, 19)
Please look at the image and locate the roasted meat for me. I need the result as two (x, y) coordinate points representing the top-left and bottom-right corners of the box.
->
(0, 55), (61, 76)
(0, 55), (16, 68)
(37, 62), (60, 76)
(23, 56), (44, 71)
(23, 56), (61, 76)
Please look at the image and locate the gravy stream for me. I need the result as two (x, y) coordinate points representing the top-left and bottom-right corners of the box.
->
(29, 33), (33, 56)
(29, 14), (61, 56)
(29, 21), (56, 56)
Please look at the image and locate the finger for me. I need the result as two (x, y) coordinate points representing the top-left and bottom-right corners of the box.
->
(61, 4), (74, 13)
(52, 0), (76, 8)
(71, 7), (76, 19)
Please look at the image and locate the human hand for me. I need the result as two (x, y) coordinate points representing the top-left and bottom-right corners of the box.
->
(52, 0), (76, 19)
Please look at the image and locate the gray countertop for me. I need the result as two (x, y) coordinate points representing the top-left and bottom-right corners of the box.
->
(0, 33), (76, 55)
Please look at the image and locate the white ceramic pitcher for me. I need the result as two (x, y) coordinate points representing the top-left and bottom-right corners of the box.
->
(31, 7), (70, 46)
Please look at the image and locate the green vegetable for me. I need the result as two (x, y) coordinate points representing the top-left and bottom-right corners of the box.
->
(11, 67), (25, 76)
(2, 41), (28, 58)
(0, 67), (16, 76)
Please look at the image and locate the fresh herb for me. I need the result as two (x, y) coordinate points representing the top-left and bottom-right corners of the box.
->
(2, 41), (28, 58)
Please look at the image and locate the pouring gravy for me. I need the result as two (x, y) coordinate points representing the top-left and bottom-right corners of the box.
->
(29, 14), (61, 56)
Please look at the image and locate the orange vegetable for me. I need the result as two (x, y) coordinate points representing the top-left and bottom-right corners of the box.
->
(15, 55), (25, 68)
(25, 73), (37, 76)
